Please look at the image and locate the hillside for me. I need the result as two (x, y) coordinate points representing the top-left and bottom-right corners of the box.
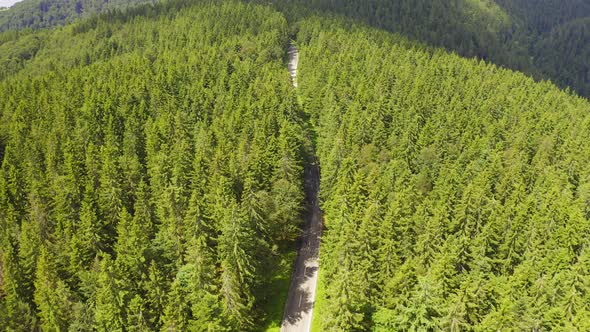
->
(533, 17), (590, 97)
(1, 0), (589, 97)
(296, 16), (590, 330)
(277, 0), (590, 98)
(0, 2), (305, 330)
(1, 0), (590, 331)
(495, 0), (590, 34)
(0, 0), (155, 31)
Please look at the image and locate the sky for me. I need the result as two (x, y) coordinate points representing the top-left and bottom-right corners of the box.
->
(0, 0), (21, 8)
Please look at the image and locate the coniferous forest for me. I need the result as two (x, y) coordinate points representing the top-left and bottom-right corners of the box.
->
(1, 0), (590, 331)
(2, 0), (590, 98)
(1, 2), (306, 330)
(0, 0), (156, 31)
(296, 17), (590, 330)
(281, 0), (590, 98)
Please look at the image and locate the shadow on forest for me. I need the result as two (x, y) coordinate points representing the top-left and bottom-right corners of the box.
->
(68, 0), (572, 96)
(57, 0), (588, 98)
(262, 0), (588, 98)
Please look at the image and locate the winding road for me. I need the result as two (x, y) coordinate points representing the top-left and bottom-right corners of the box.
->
(280, 44), (322, 332)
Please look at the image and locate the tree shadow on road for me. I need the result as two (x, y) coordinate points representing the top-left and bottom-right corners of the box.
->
(282, 265), (318, 325)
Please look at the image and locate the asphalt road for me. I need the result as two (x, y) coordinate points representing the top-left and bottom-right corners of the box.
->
(281, 161), (322, 332)
(281, 44), (322, 332)
(287, 44), (299, 87)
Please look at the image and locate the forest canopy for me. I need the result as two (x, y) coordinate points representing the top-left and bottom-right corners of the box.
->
(1, 0), (589, 97)
(0, 0), (156, 31)
(274, 0), (590, 98)
(0, 1), (305, 330)
(295, 16), (590, 331)
(1, 0), (590, 331)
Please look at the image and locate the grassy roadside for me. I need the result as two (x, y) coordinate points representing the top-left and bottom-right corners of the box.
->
(261, 249), (297, 332)
(310, 267), (325, 332)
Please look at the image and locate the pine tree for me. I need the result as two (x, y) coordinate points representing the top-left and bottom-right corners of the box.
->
(17, 218), (42, 305)
(0, 238), (37, 330)
(94, 254), (124, 332)
(161, 264), (193, 331)
(34, 246), (74, 331)
(185, 236), (225, 331)
(98, 131), (124, 252)
(218, 200), (256, 330)
(143, 261), (166, 330)
(127, 295), (150, 332)
(70, 179), (100, 272)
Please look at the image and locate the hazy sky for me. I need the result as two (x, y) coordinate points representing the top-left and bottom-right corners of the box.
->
(0, 0), (21, 8)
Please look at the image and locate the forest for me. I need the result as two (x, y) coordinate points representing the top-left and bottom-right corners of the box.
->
(0, 0), (155, 31)
(1, 0), (589, 97)
(275, 0), (590, 98)
(1, 0), (590, 331)
(296, 16), (590, 331)
(0, 1), (306, 330)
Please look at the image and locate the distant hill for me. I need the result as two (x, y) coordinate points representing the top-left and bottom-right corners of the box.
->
(496, 0), (590, 34)
(273, 0), (590, 97)
(1, 0), (588, 97)
(497, 0), (590, 96)
(0, 0), (155, 31)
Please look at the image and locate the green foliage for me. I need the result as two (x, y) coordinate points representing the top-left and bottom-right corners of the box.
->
(296, 16), (590, 330)
(1, 1), (589, 330)
(0, 0), (156, 32)
(273, 0), (590, 97)
(0, 1), (304, 330)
